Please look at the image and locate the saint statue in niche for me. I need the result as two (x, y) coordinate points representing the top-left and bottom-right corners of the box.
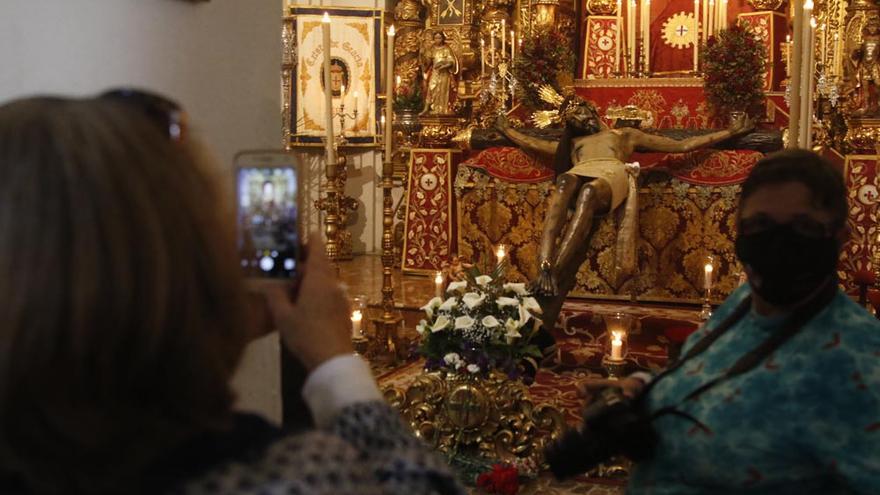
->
(421, 31), (459, 115)
(496, 88), (753, 328)
(846, 11), (880, 117)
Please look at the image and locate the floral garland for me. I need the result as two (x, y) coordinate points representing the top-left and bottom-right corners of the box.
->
(512, 28), (575, 111)
(701, 22), (767, 119)
(416, 263), (543, 381)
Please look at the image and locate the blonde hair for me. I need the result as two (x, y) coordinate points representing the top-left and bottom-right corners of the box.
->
(0, 97), (248, 493)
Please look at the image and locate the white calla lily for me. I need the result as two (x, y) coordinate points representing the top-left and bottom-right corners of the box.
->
(496, 296), (519, 307)
(416, 319), (428, 336)
(481, 315), (501, 328)
(454, 315), (476, 330)
(438, 297), (457, 311)
(466, 364), (481, 374)
(420, 297), (443, 318)
(475, 275), (493, 286)
(462, 292), (486, 309)
(446, 280), (468, 293)
(517, 304), (533, 326)
(431, 315), (451, 333)
(503, 282), (529, 296)
(504, 319), (522, 344)
(521, 296), (543, 314)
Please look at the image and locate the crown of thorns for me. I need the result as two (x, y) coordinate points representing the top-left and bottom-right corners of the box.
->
(530, 85), (593, 128)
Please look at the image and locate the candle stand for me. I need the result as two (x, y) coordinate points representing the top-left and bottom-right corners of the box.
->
(700, 288), (713, 320)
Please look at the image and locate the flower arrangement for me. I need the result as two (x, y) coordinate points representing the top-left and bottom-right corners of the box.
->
(512, 28), (575, 111)
(701, 22), (767, 119)
(416, 263), (543, 381)
(393, 81), (423, 112)
(475, 463), (520, 495)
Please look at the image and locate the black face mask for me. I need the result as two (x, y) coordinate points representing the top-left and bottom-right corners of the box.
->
(735, 225), (838, 307)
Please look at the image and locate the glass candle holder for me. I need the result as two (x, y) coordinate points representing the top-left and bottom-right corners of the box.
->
(602, 312), (632, 362)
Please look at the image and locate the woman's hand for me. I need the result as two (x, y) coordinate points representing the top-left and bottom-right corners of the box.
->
(254, 234), (354, 371)
(578, 376), (646, 401)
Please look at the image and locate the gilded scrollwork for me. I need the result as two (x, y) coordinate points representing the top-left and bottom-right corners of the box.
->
(383, 371), (565, 465)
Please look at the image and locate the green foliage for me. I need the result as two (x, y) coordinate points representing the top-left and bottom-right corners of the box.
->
(512, 28), (576, 111)
(701, 22), (767, 119)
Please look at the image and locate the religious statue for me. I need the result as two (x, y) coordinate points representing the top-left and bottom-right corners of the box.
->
(496, 87), (753, 327)
(846, 11), (880, 117)
(421, 31), (459, 115)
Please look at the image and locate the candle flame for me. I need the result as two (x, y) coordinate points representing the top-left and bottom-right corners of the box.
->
(810, 16), (817, 28)
(434, 271), (443, 284)
(351, 310), (363, 321)
(322, 12), (331, 23)
(704, 263), (713, 274)
(388, 25), (395, 36)
(496, 244), (506, 260)
(804, 0), (813, 10)
(380, 115), (386, 125)
(395, 75), (401, 85)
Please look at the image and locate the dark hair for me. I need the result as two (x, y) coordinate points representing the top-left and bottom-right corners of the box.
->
(739, 149), (847, 230)
(552, 100), (601, 177)
(0, 97), (247, 493)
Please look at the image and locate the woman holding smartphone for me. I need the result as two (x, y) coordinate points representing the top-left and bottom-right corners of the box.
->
(0, 93), (463, 495)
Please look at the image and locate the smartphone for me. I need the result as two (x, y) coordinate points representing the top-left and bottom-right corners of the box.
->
(234, 150), (302, 280)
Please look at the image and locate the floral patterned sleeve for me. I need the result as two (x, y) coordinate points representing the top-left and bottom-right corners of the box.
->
(329, 401), (465, 495)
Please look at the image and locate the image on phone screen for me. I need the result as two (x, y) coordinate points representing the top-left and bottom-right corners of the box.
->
(237, 167), (299, 278)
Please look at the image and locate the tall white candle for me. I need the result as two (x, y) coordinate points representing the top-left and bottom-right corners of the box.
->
(491, 30), (496, 66)
(510, 29), (516, 62)
(629, 0), (637, 74)
(704, 262), (714, 291)
(789, 0), (804, 148)
(385, 25), (395, 165)
(616, 0), (623, 74)
(643, 0), (651, 73)
(802, 14), (816, 148)
(495, 244), (506, 265)
(610, 331), (624, 360)
(707, 0), (714, 37)
(434, 271), (444, 298)
(501, 19), (506, 59)
(351, 310), (363, 338)
(702, 0), (708, 43)
(322, 13), (336, 169)
(481, 37), (486, 76)
(693, 0), (699, 71)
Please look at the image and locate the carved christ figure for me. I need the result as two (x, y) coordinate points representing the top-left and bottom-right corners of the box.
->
(496, 92), (753, 327)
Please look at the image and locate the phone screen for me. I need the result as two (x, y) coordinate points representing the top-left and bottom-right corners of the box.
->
(236, 163), (300, 279)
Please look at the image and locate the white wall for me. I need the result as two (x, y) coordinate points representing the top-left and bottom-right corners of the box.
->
(0, 0), (284, 423)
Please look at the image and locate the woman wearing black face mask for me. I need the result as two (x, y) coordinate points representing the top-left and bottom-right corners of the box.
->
(601, 150), (880, 494)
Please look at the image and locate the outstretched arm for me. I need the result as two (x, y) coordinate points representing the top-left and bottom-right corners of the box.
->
(627, 113), (754, 153)
(496, 115), (558, 157)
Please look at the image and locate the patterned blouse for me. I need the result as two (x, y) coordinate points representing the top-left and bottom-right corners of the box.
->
(171, 402), (464, 495)
(628, 285), (880, 494)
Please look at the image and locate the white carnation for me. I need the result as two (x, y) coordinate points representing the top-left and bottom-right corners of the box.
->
(443, 352), (462, 366)
(466, 364), (481, 374)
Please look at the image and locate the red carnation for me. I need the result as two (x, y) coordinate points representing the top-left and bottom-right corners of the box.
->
(476, 464), (520, 495)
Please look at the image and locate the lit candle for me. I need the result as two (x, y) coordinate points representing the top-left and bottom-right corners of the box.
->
(701, 0), (708, 44)
(434, 271), (444, 297)
(833, 32), (840, 75)
(693, 0), (699, 71)
(642, 0), (651, 72)
(481, 37), (486, 76)
(353, 90), (358, 110)
(385, 25), (395, 167)
(629, 0), (637, 74)
(321, 13), (336, 169)
(803, 15), (817, 148)
(491, 30), (496, 66)
(704, 262), (714, 292)
(789, 0), (804, 148)
(495, 244), (506, 265)
(707, 0), (714, 37)
(396, 75), (401, 86)
(501, 19), (506, 58)
(616, 0), (623, 74)
(611, 331), (624, 360)
(351, 310), (363, 338)
(510, 29), (516, 62)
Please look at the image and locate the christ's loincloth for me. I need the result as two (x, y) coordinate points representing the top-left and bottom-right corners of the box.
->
(564, 157), (629, 210)
(563, 157), (639, 279)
